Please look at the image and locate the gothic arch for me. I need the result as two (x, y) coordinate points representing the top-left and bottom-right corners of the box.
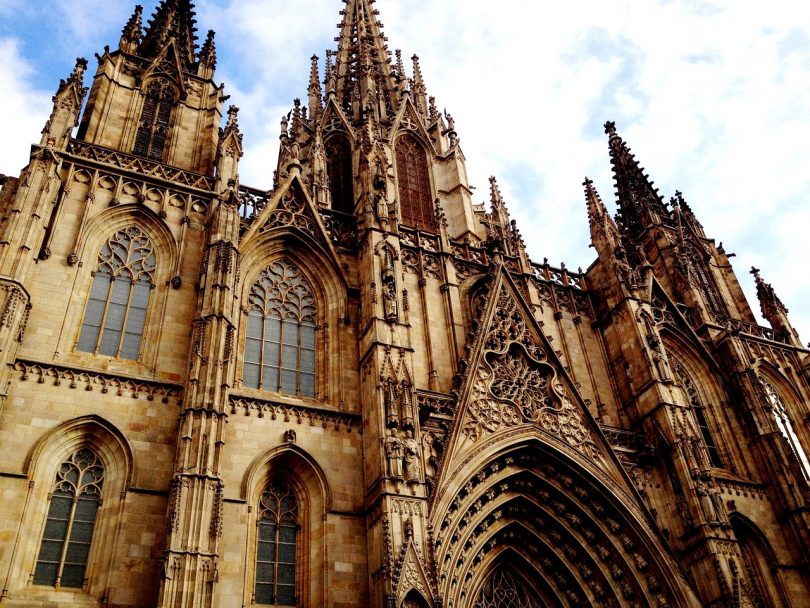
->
(8, 416), (132, 602)
(62, 207), (178, 369)
(432, 437), (700, 608)
(236, 246), (348, 403)
(394, 133), (436, 232)
(730, 514), (789, 608)
(240, 444), (331, 607)
(469, 552), (555, 608)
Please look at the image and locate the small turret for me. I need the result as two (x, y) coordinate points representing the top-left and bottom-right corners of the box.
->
(585, 177), (621, 256)
(671, 190), (705, 239)
(216, 105), (243, 190)
(119, 4), (143, 54)
(751, 267), (801, 345)
(197, 29), (216, 79)
(40, 58), (89, 149)
(605, 121), (671, 243)
(308, 55), (324, 119)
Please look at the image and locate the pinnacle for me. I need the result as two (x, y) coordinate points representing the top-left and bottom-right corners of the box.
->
(140, 0), (199, 69)
(120, 4), (144, 50)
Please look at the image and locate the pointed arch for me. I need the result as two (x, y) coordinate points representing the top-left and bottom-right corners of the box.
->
(730, 514), (789, 608)
(431, 437), (701, 608)
(7, 417), (133, 601)
(395, 133), (436, 232)
(324, 133), (354, 213)
(133, 77), (178, 161)
(241, 445), (331, 607)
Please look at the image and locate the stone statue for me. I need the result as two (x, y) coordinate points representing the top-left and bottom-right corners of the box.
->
(383, 281), (398, 321)
(403, 430), (421, 483)
(696, 480), (718, 522)
(385, 429), (403, 479)
(709, 483), (728, 523)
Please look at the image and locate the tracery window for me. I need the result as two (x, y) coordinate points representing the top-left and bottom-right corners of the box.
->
(672, 361), (723, 467)
(133, 78), (176, 160)
(244, 259), (316, 397)
(325, 135), (353, 214)
(395, 133), (435, 231)
(77, 226), (155, 360)
(33, 448), (104, 589)
(255, 480), (298, 606)
(762, 381), (810, 480)
(473, 566), (542, 608)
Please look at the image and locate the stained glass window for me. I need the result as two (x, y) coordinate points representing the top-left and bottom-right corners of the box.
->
(325, 135), (354, 214)
(763, 381), (810, 480)
(33, 448), (104, 589)
(396, 134), (436, 232)
(133, 79), (175, 161)
(244, 259), (316, 397)
(672, 361), (723, 467)
(255, 480), (298, 606)
(77, 226), (156, 360)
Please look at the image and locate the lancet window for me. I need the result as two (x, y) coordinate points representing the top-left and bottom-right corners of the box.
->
(762, 381), (810, 480)
(244, 260), (316, 397)
(396, 133), (435, 231)
(325, 135), (353, 214)
(77, 226), (156, 360)
(255, 480), (299, 606)
(672, 360), (723, 467)
(33, 448), (104, 589)
(133, 78), (176, 160)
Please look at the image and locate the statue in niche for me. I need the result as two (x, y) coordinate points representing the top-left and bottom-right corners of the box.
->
(422, 430), (440, 493)
(696, 480), (718, 522)
(382, 280), (398, 321)
(385, 429), (404, 479)
(709, 483), (728, 524)
(403, 430), (421, 483)
(384, 378), (399, 427)
(400, 381), (414, 429)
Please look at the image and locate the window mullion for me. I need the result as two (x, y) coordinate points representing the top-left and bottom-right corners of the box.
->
(54, 495), (80, 589)
(115, 280), (136, 358)
(273, 517), (281, 604)
(257, 312), (266, 390)
(277, 319), (284, 392)
(296, 321), (302, 396)
(94, 276), (115, 354)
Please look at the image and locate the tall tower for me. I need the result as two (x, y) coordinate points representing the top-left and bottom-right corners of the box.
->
(0, 1), (807, 608)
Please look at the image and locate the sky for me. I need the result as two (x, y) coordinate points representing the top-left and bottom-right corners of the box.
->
(0, 0), (808, 341)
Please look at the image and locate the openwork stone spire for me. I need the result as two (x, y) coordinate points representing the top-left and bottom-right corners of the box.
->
(605, 121), (671, 241)
(332, 0), (399, 114)
(140, 0), (199, 69)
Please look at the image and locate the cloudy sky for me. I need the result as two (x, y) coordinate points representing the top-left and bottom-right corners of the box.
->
(1, 0), (808, 340)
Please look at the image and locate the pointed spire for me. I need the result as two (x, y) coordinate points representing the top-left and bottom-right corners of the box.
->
(333, 0), (398, 119)
(140, 0), (198, 69)
(41, 58), (89, 149)
(751, 267), (788, 315)
(584, 177), (621, 248)
(216, 105), (243, 188)
(119, 4), (143, 54)
(605, 121), (671, 241)
(670, 190), (705, 238)
(308, 55), (324, 117)
(411, 54), (427, 114)
(196, 29), (216, 79)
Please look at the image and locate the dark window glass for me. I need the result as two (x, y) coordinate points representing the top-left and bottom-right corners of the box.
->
(33, 449), (104, 589)
(244, 260), (316, 397)
(77, 226), (155, 360)
(255, 481), (298, 606)
(672, 360), (723, 467)
(325, 135), (354, 213)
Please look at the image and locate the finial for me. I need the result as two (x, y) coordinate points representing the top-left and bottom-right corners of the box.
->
(227, 105), (239, 126)
(604, 120), (617, 137)
(395, 49), (405, 81)
(750, 266), (761, 280)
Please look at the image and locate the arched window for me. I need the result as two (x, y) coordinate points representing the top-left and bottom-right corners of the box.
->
(77, 226), (156, 360)
(33, 448), (104, 588)
(244, 259), (316, 397)
(325, 135), (353, 214)
(672, 360), (723, 467)
(473, 566), (542, 608)
(396, 133), (435, 231)
(762, 381), (810, 480)
(255, 480), (299, 606)
(133, 79), (176, 160)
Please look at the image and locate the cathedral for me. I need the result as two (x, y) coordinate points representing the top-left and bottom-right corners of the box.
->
(1, 0), (809, 606)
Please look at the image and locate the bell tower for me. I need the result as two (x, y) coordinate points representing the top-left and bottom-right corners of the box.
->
(76, 0), (223, 174)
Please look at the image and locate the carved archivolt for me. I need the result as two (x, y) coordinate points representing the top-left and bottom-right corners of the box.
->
(462, 285), (601, 460)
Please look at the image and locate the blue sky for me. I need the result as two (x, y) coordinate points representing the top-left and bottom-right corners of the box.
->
(1, 0), (808, 341)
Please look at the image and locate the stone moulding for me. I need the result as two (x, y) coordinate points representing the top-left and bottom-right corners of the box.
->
(229, 395), (361, 432)
(13, 359), (183, 402)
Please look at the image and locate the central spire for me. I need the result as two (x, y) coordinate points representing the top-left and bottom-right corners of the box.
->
(140, 0), (199, 69)
(332, 0), (399, 116)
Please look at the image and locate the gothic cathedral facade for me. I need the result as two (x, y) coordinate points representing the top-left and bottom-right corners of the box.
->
(0, 1), (808, 607)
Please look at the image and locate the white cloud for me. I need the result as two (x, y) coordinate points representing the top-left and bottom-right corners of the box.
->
(0, 39), (52, 176)
(1, 0), (808, 340)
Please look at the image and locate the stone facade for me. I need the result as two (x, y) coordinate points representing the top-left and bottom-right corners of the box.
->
(0, 1), (808, 607)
